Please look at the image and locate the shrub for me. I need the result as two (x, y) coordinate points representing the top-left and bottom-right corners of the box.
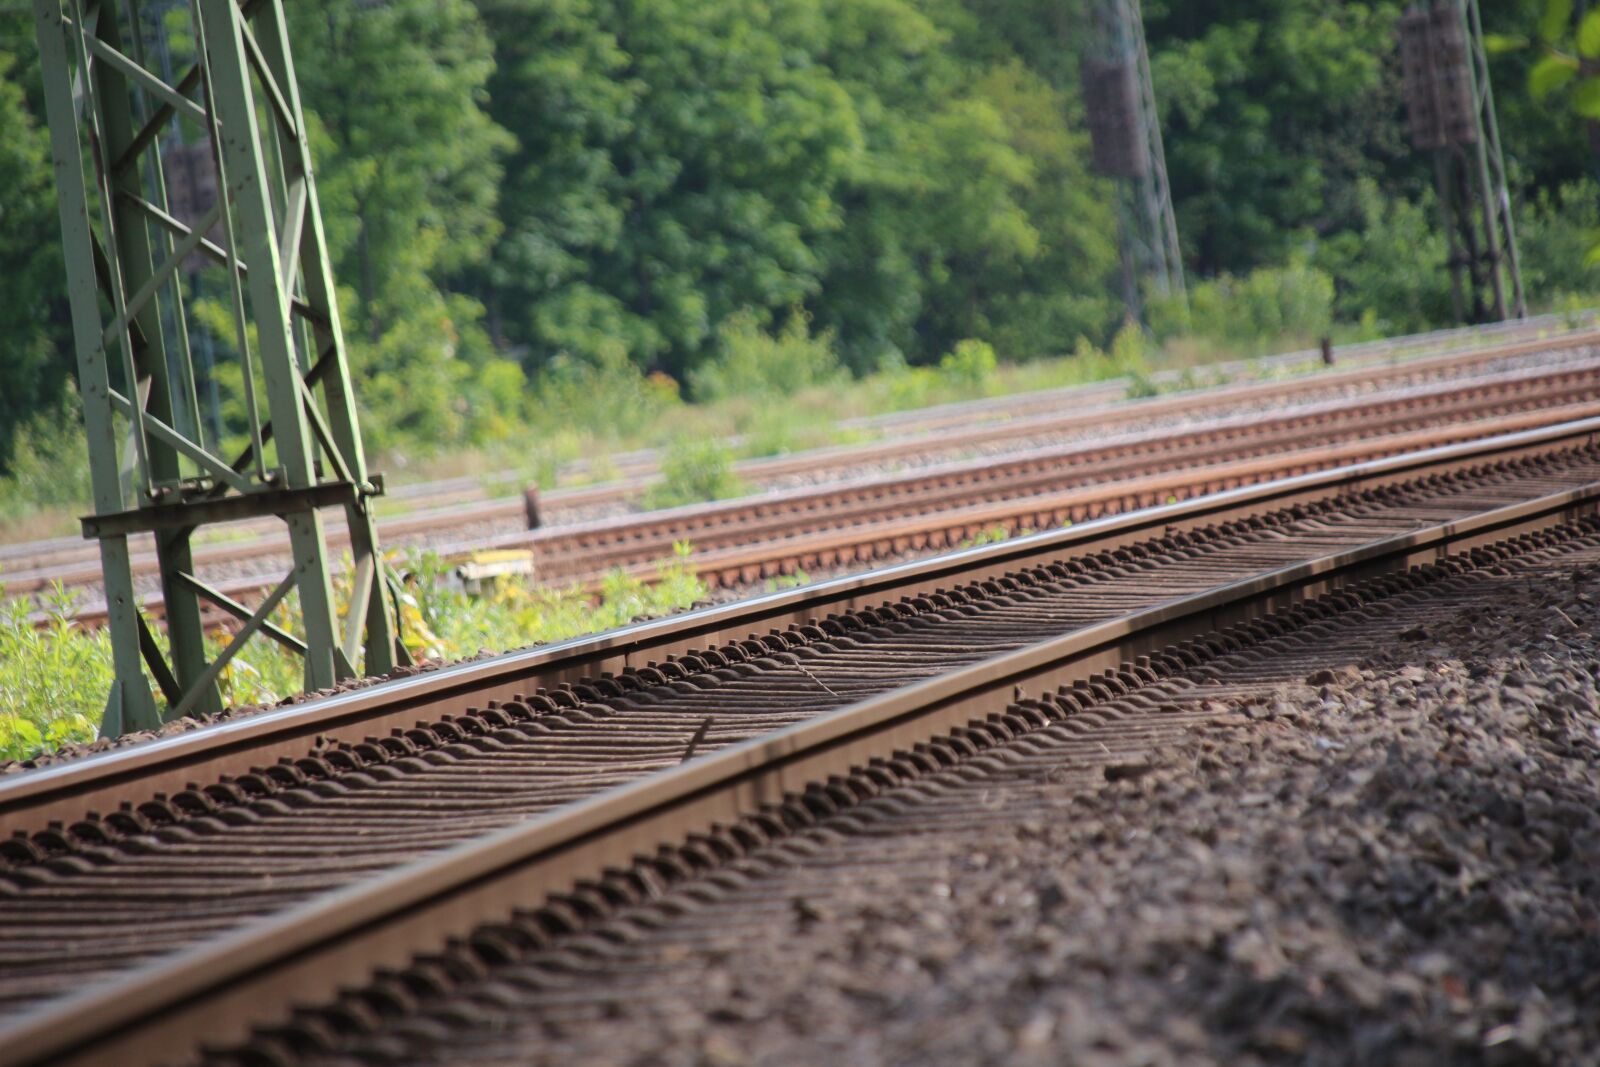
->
(0, 583), (115, 756)
(1114, 324), (1158, 398)
(642, 437), (748, 510)
(1166, 261), (1335, 351)
(529, 341), (683, 444)
(1063, 334), (1120, 381)
(1517, 178), (1600, 307)
(938, 338), (998, 388)
(0, 389), (94, 536)
(874, 353), (943, 411)
(689, 310), (841, 402)
(1315, 180), (1451, 335)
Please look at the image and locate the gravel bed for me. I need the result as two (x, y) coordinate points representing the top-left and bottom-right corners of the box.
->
(304, 530), (1600, 1067)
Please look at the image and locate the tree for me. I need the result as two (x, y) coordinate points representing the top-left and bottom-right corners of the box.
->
(1315, 179), (1452, 334)
(1143, 1), (1410, 276)
(1488, 0), (1599, 190)
(478, 0), (1120, 376)
(0, 41), (71, 472)
(287, 0), (518, 449)
(478, 0), (862, 377)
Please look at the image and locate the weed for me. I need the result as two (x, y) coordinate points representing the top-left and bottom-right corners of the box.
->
(642, 438), (748, 510)
(0, 391), (94, 540)
(764, 569), (811, 592)
(0, 581), (113, 758)
(0, 547), (707, 761)
(957, 524), (1013, 549)
(1123, 371), (1160, 400)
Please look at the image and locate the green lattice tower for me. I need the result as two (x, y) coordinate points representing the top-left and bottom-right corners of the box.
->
(33, 0), (407, 735)
(1399, 0), (1526, 323)
(1080, 0), (1185, 322)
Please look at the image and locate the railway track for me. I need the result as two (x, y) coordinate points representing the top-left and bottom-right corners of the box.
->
(5, 310), (1581, 583)
(6, 326), (1600, 616)
(475, 361), (1600, 586)
(0, 416), (1598, 1065)
(199, 516), (1600, 1067)
(43, 351), (1600, 628)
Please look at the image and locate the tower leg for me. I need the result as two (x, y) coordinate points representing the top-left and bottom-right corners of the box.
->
(345, 507), (398, 674)
(284, 511), (343, 689)
(99, 537), (160, 734)
(154, 530), (222, 718)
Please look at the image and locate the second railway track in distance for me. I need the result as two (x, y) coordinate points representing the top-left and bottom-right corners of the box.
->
(32, 341), (1600, 628)
(1, 416), (1599, 1065)
(0, 328), (1593, 597)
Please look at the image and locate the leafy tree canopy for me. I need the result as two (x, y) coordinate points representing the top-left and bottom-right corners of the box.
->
(0, 0), (1597, 473)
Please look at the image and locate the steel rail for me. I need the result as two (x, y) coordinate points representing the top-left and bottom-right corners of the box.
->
(544, 326), (1600, 508)
(39, 358), (1600, 629)
(2, 413), (1598, 839)
(2, 453), (1594, 1067)
(469, 376), (1600, 584)
(6, 327), (1598, 600)
(0, 308), (1577, 576)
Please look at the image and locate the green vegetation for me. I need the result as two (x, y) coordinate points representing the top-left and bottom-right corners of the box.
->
(4, 0), (1600, 735)
(690, 312), (843, 404)
(395, 543), (704, 661)
(0, 392), (97, 541)
(0, 322), (1208, 539)
(0, 588), (107, 756)
(939, 340), (1001, 389)
(641, 438), (749, 510)
(0, 548), (706, 761)
(957, 525), (1015, 550)
(765, 570), (813, 593)
(4, 0), (1598, 501)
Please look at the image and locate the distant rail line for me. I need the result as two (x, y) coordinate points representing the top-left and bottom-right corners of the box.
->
(24, 339), (1600, 629)
(0, 326), (1593, 606)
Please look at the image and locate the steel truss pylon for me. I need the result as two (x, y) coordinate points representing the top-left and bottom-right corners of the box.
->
(33, 0), (408, 735)
(1400, 0), (1526, 323)
(1081, 0), (1185, 322)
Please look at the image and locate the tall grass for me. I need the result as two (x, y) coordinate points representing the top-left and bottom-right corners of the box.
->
(0, 546), (706, 761)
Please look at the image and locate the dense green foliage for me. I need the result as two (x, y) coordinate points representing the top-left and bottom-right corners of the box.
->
(475, 0), (1117, 376)
(1146, 1), (1411, 275)
(290, 0), (523, 452)
(1, 0), (1598, 480)
(0, 33), (70, 472)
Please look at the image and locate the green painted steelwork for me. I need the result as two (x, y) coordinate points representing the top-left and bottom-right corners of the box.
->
(1458, 0), (1527, 321)
(1082, 0), (1185, 324)
(33, 0), (406, 735)
(1401, 0), (1526, 324)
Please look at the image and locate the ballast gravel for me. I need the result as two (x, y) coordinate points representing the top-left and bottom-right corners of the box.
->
(419, 556), (1600, 1066)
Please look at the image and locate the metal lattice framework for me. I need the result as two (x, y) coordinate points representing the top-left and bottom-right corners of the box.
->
(1081, 0), (1185, 321)
(1399, 0), (1526, 323)
(33, 0), (406, 735)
